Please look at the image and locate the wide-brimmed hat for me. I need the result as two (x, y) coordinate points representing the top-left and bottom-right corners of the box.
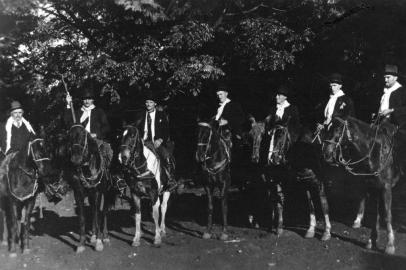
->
(9, 100), (23, 113)
(276, 85), (290, 97)
(384, 64), (398, 76)
(329, 73), (343, 84)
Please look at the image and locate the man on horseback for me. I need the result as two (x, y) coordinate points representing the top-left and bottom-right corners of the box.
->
(214, 81), (245, 158)
(377, 64), (406, 174)
(64, 80), (124, 190)
(262, 85), (300, 165)
(0, 101), (36, 155)
(136, 91), (177, 192)
(317, 73), (354, 131)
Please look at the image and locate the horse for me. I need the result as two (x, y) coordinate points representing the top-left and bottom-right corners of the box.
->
(65, 124), (113, 253)
(0, 137), (63, 257)
(118, 124), (172, 246)
(322, 116), (400, 254)
(249, 120), (332, 240)
(195, 122), (231, 241)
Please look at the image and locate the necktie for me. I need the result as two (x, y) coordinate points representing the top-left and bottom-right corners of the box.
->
(147, 113), (152, 141)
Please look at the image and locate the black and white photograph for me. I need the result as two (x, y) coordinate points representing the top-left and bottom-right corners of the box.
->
(0, 0), (406, 269)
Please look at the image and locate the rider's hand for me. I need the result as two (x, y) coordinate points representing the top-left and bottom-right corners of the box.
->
(90, 133), (97, 138)
(66, 93), (72, 107)
(316, 123), (324, 131)
(219, 119), (228, 126)
(154, 139), (163, 148)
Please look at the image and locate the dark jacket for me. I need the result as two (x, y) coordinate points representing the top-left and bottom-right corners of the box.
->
(321, 95), (355, 123)
(64, 107), (110, 140)
(388, 86), (406, 130)
(217, 101), (245, 137)
(137, 110), (170, 144)
(0, 123), (35, 154)
(260, 104), (300, 165)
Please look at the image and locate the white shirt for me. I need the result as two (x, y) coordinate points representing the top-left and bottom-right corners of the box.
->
(324, 90), (345, 125)
(215, 98), (231, 121)
(80, 104), (95, 133)
(143, 110), (156, 141)
(379, 81), (402, 113)
(275, 100), (290, 119)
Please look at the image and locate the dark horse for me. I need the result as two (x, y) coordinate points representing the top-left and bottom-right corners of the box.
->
(323, 116), (399, 254)
(66, 124), (113, 253)
(0, 138), (63, 257)
(195, 122), (231, 241)
(249, 121), (332, 240)
(118, 124), (172, 246)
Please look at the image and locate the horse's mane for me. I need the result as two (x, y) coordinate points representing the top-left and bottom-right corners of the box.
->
(346, 116), (397, 139)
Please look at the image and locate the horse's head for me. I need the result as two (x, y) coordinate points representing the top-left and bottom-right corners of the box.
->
(119, 125), (141, 166)
(322, 117), (351, 164)
(268, 125), (291, 166)
(68, 125), (89, 166)
(196, 122), (213, 163)
(248, 122), (265, 163)
(29, 137), (66, 192)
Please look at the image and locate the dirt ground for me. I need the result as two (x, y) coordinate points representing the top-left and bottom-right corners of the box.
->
(1, 172), (406, 270)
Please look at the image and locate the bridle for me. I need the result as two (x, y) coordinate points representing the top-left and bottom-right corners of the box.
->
(197, 122), (213, 162)
(28, 138), (51, 163)
(69, 124), (88, 159)
(323, 117), (393, 176)
(197, 122), (230, 175)
(120, 125), (150, 177)
(268, 125), (290, 165)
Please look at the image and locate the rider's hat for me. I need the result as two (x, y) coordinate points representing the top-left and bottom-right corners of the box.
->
(329, 73), (343, 85)
(384, 64), (398, 76)
(276, 85), (290, 97)
(9, 100), (23, 113)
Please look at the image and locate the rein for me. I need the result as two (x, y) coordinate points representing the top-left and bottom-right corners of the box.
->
(197, 123), (230, 175)
(324, 118), (393, 176)
(268, 125), (290, 165)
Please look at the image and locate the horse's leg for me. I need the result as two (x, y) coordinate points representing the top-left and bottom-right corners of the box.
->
(88, 191), (97, 244)
(353, 194), (366, 229)
(366, 188), (380, 250)
(220, 171), (230, 241)
(6, 198), (18, 257)
(0, 202), (7, 246)
(202, 184), (214, 240)
(318, 181), (331, 241)
(101, 191), (110, 244)
(275, 182), (284, 236)
(305, 189), (316, 239)
(21, 198), (35, 254)
(152, 197), (162, 246)
(94, 191), (104, 252)
(73, 186), (86, 253)
(160, 191), (171, 237)
(132, 194), (142, 247)
(382, 185), (395, 255)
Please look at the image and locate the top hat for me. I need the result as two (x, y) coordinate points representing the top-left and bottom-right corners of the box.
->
(384, 64), (398, 76)
(9, 100), (23, 113)
(216, 81), (230, 93)
(276, 85), (290, 97)
(329, 73), (343, 84)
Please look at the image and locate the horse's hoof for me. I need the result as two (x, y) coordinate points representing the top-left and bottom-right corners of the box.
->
(95, 239), (104, 252)
(90, 234), (97, 243)
(161, 230), (167, 238)
(202, 232), (212, 240)
(103, 238), (110, 244)
(153, 237), (162, 246)
(305, 229), (315, 239)
(1, 240), (7, 247)
(23, 248), (31, 255)
(132, 240), (140, 247)
(352, 221), (361, 229)
(254, 223), (260, 229)
(220, 233), (228, 241)
(321, 232), (331, 241)
(76, 246), (86, 254)
(276, 228), (284, 236)
(385, 245), (395, 255)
